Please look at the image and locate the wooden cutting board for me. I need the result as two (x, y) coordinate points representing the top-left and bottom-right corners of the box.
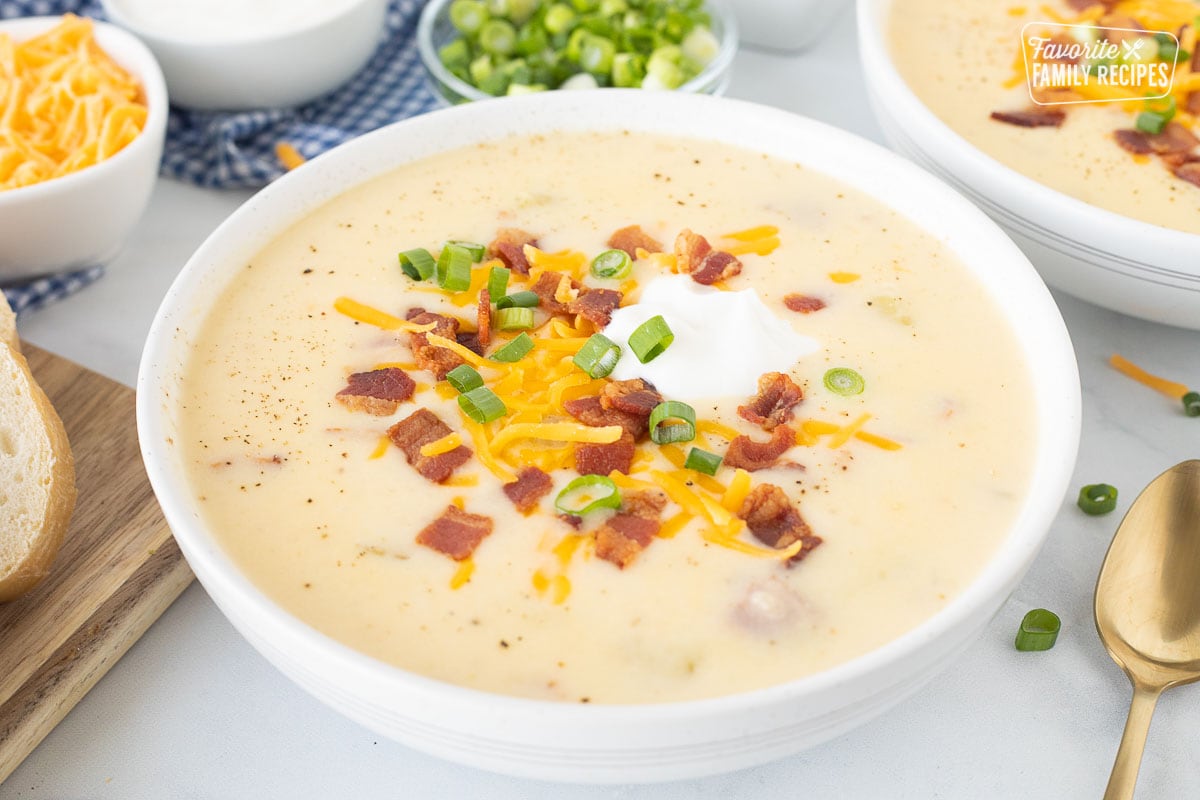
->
(0, 345), (194, 783)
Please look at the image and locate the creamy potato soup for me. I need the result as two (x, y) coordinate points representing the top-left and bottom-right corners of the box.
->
(177, 131), (1036, 704)
(889, 0), (1200, 234)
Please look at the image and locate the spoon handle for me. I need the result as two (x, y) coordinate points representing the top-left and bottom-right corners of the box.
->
(1103, 683), (1163, 800)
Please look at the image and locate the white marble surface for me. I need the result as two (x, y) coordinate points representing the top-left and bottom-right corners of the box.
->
(7, 6), (1200, 798)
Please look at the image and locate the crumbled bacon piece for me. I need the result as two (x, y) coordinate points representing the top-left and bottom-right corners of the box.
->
(407, 310), (463, 379)
(1114, 129), (1154, 155)
(530, 270), (580, 316)
(502, 466), (553, 514)
(456, 331), (485, 356)
(567, 288), (623, 328)
(607, 224), (662, 258)
(622, 489), (667, 520)
(387, 408), (473, 483)
(335, 367), (415, 415)
(724, 425), (795, 472)
(1173, 161), (1200, 188)
(595, 513), (661, 569)
(990, 108), (1066, 128)
(417, 505), (493, 561)
(487, 228), (539, 275)
(1121, 122), (1199, 158)
(1188, 92), (1200, 116)
(738, 372), (804, 431)
(673, 229), (712, 272)
(1099, 14), (1143, 45)
(691, 250), (742, 285)
(575, 432), (636, 476)
(558, 513), (583, 529)
(737, 483), (822, 563)
(600, 378), (662, 418)
(783, 294), (826, 314)
(563, 395), (648, 439)
(477, 288), (491, 348)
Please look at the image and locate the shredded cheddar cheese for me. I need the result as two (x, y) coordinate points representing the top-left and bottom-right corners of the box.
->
(722, 224), (780, 241)
(489, 422), (623, 452)
(275, 142), (305, 171)
(450, 558), (474, 589)
(721, 468), (752, 512)
(334, 297), (435, 333)
(1109, 353), (1191, 399)
(1, 15), (147, 191)
(828, 272), (861, 284)
(419, 432), (463, 458)
(368, 434), (390, 460)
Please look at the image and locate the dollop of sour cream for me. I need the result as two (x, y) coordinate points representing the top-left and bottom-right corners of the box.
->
(603, 276), (818, 402)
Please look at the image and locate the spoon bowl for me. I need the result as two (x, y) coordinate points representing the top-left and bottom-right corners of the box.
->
(1095, 460), (1200, 799)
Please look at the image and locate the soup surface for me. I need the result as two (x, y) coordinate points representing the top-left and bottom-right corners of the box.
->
(177, 131), (1036, 704)
(889, 0), (1200, 234)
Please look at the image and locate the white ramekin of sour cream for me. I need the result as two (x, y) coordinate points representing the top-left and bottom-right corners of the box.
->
(100, 0), (387, 110)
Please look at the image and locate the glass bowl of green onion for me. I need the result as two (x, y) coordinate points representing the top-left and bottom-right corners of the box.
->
(417, 0), (737, 104)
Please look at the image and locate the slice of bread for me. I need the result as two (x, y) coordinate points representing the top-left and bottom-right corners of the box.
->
(0, 292), (16, 353)
(0, 342), (76, 602)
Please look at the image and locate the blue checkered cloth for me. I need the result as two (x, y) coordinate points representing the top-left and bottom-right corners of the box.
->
(2, 0), (439, 312)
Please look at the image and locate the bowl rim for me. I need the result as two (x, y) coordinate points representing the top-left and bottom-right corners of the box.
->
(0, 15), (167, 208)
(855, 0), (1200, 257)
(97, 0), (380, 47)
(137, 89), (1081, 722)
(416, 0), (740, 102)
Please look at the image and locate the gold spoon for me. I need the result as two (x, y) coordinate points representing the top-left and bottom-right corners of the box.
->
(1095, 459), (1200, 800)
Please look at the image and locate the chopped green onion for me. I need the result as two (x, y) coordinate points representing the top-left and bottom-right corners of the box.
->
(480, 19), (518, 55)
(554, 475), (622, 515)
(445, 364), (484, 393)
(544, 3), (577, 35)
(649, 400), (696, 445)
(487, 266), (511, 299)
(469, 54), (495, 85)
(436, 245), (474, 292)
(628, 315), (674, 363)
(458, 386), (508, 423)
(496, 290), (540, 309)
(1136, 96), (1176, 134)
(1156, 31), (1181, 61)
(684, 447), (722, 475)
(437, 0), (721, 95)
(496, 307), (536, 330)
(681, 25), (719, 66)
(590, 248), (633, 279)
(450, 0), (488, 34)
(572, 333), (621, 378)
(1183, 390), (1200, 417)
(578, 32), (617, 74)
(490, 332), (534, 362)
(611, 52), (646, 87)
(1078, 483), (1118, 515)
(444, 240), (485, 261)
(398, 248), (435, 281)
(1015, 608), (1061, 652)
(824, 367), (865, 396)
(439, 38), (472, 69)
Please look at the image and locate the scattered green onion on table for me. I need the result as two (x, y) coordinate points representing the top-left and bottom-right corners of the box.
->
(1078, 483), (1118, 515)
(438, 0), (722, 97)
(1015, 608), (1061, 652)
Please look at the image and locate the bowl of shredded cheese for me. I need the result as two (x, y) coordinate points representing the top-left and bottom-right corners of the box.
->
(0, 14), (167, 282)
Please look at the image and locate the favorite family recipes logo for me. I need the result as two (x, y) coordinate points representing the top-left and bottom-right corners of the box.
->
(1021, 22), (1180, 105)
